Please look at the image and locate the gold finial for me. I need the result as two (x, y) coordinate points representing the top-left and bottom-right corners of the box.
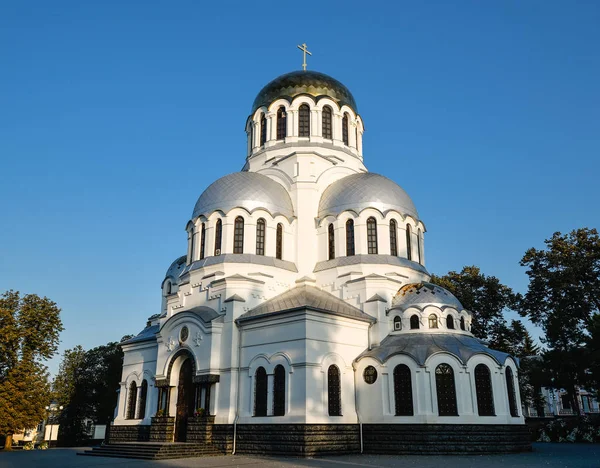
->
(297, 43), (312, 71)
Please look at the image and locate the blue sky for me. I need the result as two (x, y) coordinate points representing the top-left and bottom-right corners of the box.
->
(1, 1), (598, 375)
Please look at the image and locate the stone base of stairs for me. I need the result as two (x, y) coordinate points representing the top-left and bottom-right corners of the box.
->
(79, 442), (225, 460)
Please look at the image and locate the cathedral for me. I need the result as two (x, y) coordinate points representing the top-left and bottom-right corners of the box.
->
(109, 66), (531, 455)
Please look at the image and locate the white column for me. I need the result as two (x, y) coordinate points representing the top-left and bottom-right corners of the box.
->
(310, 109), (319, 138)
(349, 121), (357, 149)
(333, 112), (343, 142)
(267, 374), (274, 416)
(267, 112), (276, 142)
(288, 110), (298, 138)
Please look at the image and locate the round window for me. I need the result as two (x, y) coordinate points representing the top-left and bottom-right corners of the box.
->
(180, 326), (189, 343)
(363, 366), (378, 385)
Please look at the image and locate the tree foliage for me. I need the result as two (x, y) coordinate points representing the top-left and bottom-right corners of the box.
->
(430, 266), (520, 351)
(519, 228), (600, 409)
(54, 342), (125, 446)
(0, 291), (63, 449)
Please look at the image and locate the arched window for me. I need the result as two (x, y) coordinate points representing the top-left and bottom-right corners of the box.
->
(342, 113), (349, 145)
(328, 365), (342, 416)
(276, 107), (286, 140)
(367, 217), (378, 254)
(249, 122), (254, 149)
(256, 218), (266, 256)
(234, 216), (244, 254)
(475, 364), (495, 416)
(214, 219), (222, 255)
(460, 317), (466, 331)
(190, 230), (196, 262)
(429, 314), (438, 329)
(410, 315), (420, 329)
(406, 224), (412, 261)
(505, 367), (519, 417)
(446, 315), (455, 329)
(328, 223), (335, 260)
(299, 104), (310, 137)
(417, 228), (423, 264)
(136, 380), (148, 419)
(254, 367), (268, 417)
(322, 106), (332, 139)
(260, 114), (267, 146)
(390, 220), (398, 256)
(393, 316), (402, 331)
(165, 281), (172, 295)
(126, 381), (137, 419)
(276, 223), (283, 260)
(435, 364), (458, 416)
(346, 219), (355, 256)
(273, 365), (286, 416)
(200, 223), (206, 260)
(393, 364), (414, 416)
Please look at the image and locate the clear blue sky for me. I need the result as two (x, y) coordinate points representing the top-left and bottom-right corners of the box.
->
(1, 1), (598, 375)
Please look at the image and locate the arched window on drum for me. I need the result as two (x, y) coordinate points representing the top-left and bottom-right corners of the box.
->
(299, 104), (310, 137)
(322, 106), (333, 139)
(276, 107), (286, 140)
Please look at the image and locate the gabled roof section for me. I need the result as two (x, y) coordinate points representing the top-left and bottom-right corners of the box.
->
(237, 285), (376, 324)
(121, 324), (159, 346)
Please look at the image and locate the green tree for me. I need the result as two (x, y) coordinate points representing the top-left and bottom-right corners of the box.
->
(54, 342), (125, 446)
(519, 228), (600, 413)
(0, 291), (63, 449)
(430, 266), (519, 349)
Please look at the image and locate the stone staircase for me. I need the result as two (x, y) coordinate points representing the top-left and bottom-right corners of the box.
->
(79, 442), (225, 460)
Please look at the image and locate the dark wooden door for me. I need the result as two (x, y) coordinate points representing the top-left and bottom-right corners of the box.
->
(175, 358), (194, 442)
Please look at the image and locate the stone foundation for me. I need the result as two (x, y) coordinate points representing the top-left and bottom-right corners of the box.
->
(362, 424), (532, 454)
(108, 422), (532, 455)
(149, 416), (175, 442)
(107, 424), (150, 443)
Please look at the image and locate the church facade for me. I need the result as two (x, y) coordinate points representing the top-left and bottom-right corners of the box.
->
(110, 70), (531, 454)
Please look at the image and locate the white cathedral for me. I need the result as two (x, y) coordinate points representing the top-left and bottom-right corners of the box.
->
(110, 68), (531, 455)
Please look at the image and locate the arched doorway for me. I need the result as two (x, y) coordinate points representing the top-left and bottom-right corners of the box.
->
(175, 358), (194, 442)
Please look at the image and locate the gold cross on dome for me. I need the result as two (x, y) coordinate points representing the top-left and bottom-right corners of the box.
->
(297, 43), (312, 71)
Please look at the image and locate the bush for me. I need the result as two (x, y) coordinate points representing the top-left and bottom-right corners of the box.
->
(38, 441), (48, 450)
(23, 442), (34, 450)
(536, 416), (600, 443)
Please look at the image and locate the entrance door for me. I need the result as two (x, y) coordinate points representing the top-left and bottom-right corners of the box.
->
(175, 358), (194, 442)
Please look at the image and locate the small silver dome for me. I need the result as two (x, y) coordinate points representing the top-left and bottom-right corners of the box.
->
(391, 282), (464, 311)
(192, 172), (294, 220)
(164, 255), (186, 284)
(318, 173), (419, 219)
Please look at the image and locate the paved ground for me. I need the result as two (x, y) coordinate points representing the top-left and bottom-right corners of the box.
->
(0, 444), (599, 468)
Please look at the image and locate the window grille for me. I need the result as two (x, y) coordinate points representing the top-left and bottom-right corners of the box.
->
(475, 364), (495, 416)
(254, 367), (268, 417)
(214, 220), (222, 255)
(435, 364), (458, 416)
(137, 380), (148, 419)
(406, 224), (412, 261)
(367, 217), (378, 254)
(277, 107), (287, 140)
(299, 105), (310, 137)
(322, 106), (332, 139)
(127, 382), (137, 419)
(390, 220), (398, 256)
(328, 365), (342, 416)
(346, 219), (355, 256)
(260, 114), (267, 146)
(394, 364), (414, 416)
(234, 217), (244, 254)
(342, 113), (349, 145)
(256, 218), (266, 256)
(506, 367), (519, 417)
(328, 223), (335, 260)
(200, 223), (206, 260)
(273, 365), (286, 416)
(410, 315), (420, 329)
(276, 223), (283, 260)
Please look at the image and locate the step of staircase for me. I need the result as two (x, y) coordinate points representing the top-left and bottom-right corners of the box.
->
(79, 442), (225, 460)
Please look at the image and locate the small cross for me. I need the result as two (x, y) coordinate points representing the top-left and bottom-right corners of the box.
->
(297, 43), (312, 71)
